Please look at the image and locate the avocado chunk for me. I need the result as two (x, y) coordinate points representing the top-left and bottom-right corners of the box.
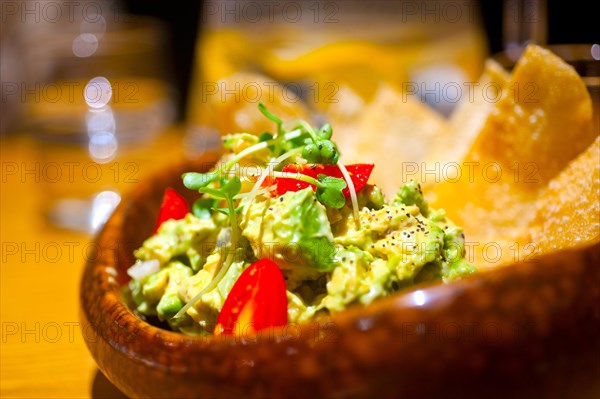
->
(441, 225), (476, 281)
(178, 252), (247, 330)
(135, 214), (220, 271)
(131, 261), (193, 319)
(157, 294), (185, 320)
(241, 188), (336, 289)
(394, 180), (429, 217)
(320, 246), (391, 313)
(334, 204), (445, 283)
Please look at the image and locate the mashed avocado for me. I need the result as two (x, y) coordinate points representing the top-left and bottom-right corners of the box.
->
(128, 179), (474, 333)
(135, 213), (221, 271)
(127, 116), (475, 335)
(240, 188), (336, 289)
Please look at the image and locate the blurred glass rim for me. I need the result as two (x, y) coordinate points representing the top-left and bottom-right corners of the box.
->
(21, 14), (169, 56)
(100, 14), (169, 41)
(80, 14), (170, 56)
(493, 43), (600, 84)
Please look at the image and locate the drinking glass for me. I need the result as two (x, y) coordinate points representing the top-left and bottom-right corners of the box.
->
(16, 6), (175, 233)
(184, 0), (488, 156)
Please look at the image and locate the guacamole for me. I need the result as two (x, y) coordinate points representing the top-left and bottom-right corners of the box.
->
(127, 109), (475, 335)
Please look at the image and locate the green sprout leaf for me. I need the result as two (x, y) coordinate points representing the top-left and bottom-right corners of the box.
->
(258, 132), (274, 142)
(318, 140), (339, 164)
(183, 172), (219, 190)
(192, 198), (216, 219)
(220, 175), (242, 198)
(317, 123), (333, 140)
(319, 174), (346, 190)
(302, 139), (339, 164)
(198, 186), (225, 199)
(315, 174), (346, 209)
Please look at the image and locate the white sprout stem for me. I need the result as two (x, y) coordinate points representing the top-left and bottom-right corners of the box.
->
(223, 129), (302, 174)
(293, 119), (318, 141)
(337, 160), (360, 230)
(270, 171), (319, 183)
(173, 250), (235, 320)
(246, 147), (302, 201)
(248, 167), (271, 198)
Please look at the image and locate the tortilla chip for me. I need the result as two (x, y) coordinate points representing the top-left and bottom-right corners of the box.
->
(426, 44), (596, 268)
(529, 137), (600, 252)
(473, 45), (595, 186)
(427, 59), (510, 166)
(333, 84), (448, 198)
(187, 72), (311, 136)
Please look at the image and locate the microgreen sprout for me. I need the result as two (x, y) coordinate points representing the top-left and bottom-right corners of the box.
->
(182, 129), (303, 191)
(258, 102), (283, 135)
(296, 120), (339, 165)
(192, 197), (216, 219)
(173, 176), (242, 320)
(270, 171), (347, 209)
(336, 160), (361, 229)
(245, 147), (303, 203)
(316, 174), (346, 209)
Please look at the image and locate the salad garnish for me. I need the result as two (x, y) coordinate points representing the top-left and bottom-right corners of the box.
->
(126, 103), (475, 336)
(174, 104), (361, 320)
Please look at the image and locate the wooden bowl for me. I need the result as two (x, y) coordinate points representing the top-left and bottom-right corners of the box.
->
(80, 153), (600, 398)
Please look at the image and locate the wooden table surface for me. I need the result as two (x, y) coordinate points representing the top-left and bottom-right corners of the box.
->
(1, 127), (187, 398)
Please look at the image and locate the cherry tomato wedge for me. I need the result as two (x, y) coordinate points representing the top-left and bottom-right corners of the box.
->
(272, 163), (374, 197)
(153, 188), (190, 233)
(214, 258), (288, 336)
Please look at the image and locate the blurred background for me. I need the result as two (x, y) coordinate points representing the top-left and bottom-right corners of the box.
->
(0, 1), (598, 397)
(1, 0), (597, 234)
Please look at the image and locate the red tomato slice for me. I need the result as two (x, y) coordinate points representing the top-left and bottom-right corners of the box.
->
(153, 188), (190, 233)
(273, 164), (374, 197)
(274, 164), (319, 195)
(214, 258), (288, 336)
